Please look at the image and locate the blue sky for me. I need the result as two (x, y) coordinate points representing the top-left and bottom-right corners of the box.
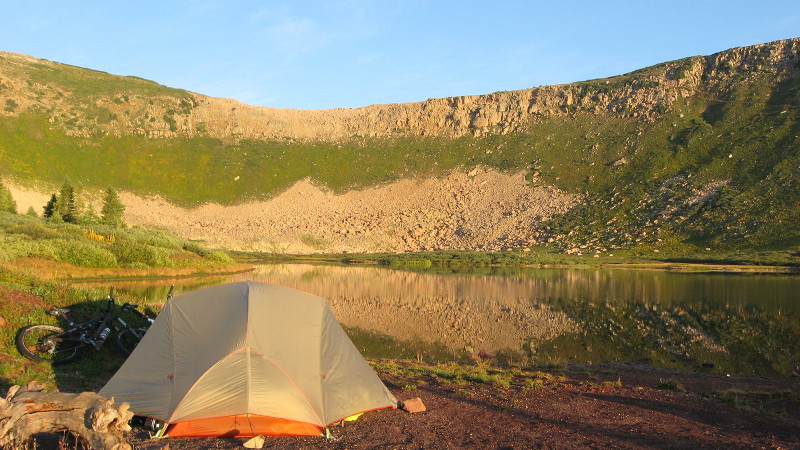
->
(1, 1), (797, 110)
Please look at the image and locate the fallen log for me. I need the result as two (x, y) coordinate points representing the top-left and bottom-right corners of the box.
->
(0, 383), (133, 449)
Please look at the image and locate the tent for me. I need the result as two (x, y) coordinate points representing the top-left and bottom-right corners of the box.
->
(100, 281), (397, 438)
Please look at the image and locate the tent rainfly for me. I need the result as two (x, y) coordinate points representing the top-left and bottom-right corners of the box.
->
(100, 281), (398, 438)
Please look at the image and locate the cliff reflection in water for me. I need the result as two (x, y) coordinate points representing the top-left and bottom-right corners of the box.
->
(101, 264), (799, 375)
(226, 264), (579, 354)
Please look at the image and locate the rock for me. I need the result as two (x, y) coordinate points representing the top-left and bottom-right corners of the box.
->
(470, 116), (489, 128)
(243, 435), (265, 448)
(399, 397), (426, 413)
(702, 361), (715, 368)
(610, 158), (628, 167)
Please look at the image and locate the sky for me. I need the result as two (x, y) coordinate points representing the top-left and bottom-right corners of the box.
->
(1, 1), (798, 110)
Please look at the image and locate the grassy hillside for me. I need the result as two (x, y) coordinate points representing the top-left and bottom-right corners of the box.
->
(0, 211), (232, 270)
(0, 41), (798, 254)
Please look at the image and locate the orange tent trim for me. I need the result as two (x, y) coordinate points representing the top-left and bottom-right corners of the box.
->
(167, 414), (323, 438)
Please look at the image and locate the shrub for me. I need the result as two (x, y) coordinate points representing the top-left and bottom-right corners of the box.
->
(51, 239), (118, 267)
(0, 234), (64, 262)
(110, 240), (170, 267)
(122, 227), (184, 249)
(183, 241), (232, 263)
(206, 250), (234, 264)
(182, 241), (206, 255)
(9, 222), (60, 240)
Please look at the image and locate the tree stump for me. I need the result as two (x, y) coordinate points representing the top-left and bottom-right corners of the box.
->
(0, 383), (133, 449)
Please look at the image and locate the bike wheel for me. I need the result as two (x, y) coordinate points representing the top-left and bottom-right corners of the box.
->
(116, 327), (148, 356)
(16, 325), (82, 364)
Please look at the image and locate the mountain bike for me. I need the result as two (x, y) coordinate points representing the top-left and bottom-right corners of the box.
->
(115, 285), (173, 355)
(15, 286), (168, 364)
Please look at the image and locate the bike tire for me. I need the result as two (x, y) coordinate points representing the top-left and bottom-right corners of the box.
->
(16, 325), (82, 364)
(116, 327), (148, 356)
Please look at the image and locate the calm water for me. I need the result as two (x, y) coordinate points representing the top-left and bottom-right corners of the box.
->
(96, 264), (800, 376)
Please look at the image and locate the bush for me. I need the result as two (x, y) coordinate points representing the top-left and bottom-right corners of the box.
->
(0, 234), (67, 263)
(206, 250), (234, 264)
(182, 241), (206, 255)
(9, 222), (60, 240)
(110, 240), (170, 267)
(121, 227), (185, 249)
(51, 239), (118, 267)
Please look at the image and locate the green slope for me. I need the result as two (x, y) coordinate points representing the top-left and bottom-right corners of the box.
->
(0, 42), (798, 252)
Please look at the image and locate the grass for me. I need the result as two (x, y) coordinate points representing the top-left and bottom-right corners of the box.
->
(655, 379), (683, 391)
(0, 211), (232, 270)
(1, 48), (798, 255)
(0, 272), (148, 392)
(700, 388), (799, 416)
(236, 248), (800, 272)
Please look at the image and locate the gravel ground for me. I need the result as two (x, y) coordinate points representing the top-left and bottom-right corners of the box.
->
(8, 169), (580, 254)
(125, 363), (800, 449)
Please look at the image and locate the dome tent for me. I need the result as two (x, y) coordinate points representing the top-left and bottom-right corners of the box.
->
(100, 281), (397, 438)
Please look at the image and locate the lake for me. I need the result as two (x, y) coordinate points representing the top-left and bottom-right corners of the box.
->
(104, 264), (800, 377)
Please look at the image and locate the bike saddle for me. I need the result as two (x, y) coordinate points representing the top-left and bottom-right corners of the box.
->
(48, 306), (70, 316)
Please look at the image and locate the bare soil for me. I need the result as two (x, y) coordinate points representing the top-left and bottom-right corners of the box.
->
(126, 363), (800, 450)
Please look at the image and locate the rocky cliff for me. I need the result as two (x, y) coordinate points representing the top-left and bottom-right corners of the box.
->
(1, 38), (798, 142)
(1, 38), (798, 254)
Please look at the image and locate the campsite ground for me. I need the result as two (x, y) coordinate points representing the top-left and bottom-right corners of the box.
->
(126, 361), (800, 449)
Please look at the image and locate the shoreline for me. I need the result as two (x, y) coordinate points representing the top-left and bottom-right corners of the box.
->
(233, 251), (800, 274)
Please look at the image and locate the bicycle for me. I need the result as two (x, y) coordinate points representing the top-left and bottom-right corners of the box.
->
(115, 285), (173, 355)
(15, 286), (169, 364)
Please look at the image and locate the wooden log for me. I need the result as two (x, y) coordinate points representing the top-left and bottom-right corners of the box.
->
(0, 384), (133, 450)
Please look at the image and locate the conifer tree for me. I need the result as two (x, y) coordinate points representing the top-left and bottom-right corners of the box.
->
(0, 179), (16, 213)
(58, 179), (78, 223)
(100, 188), (126, 228)
(80, 203), (100, 224)
(43, 193), (58, 218)
(26, 206), (37, 217)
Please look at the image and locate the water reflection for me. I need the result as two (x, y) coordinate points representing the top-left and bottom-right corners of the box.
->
(101, 264), (800, 312)
(87, 265), (799, 366)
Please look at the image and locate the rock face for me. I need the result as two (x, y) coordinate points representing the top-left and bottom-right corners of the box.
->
(1, 38), (798, 142)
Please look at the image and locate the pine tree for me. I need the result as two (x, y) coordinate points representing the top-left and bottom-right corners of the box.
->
(58, 179), (78, 223)
(43, 193), (58, 218)
(100, 188), (126, 228)
(26, 206), (37, 217)
(0, 179), (16, 213)
(80, 202), (100, 224)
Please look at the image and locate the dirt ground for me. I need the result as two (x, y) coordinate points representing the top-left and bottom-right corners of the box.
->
(125, 363), (800, 450)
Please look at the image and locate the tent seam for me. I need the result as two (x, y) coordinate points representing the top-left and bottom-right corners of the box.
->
(169, 347), (249, 423)
(318, 308), (326, 424)
(245, 282), (252, 416)
(168, 301), (177, 421)
(250, 348), (325, 426)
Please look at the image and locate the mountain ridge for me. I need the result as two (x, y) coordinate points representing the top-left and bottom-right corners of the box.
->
(1, 38), (798, 254)
(1, 38), (797, 142)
